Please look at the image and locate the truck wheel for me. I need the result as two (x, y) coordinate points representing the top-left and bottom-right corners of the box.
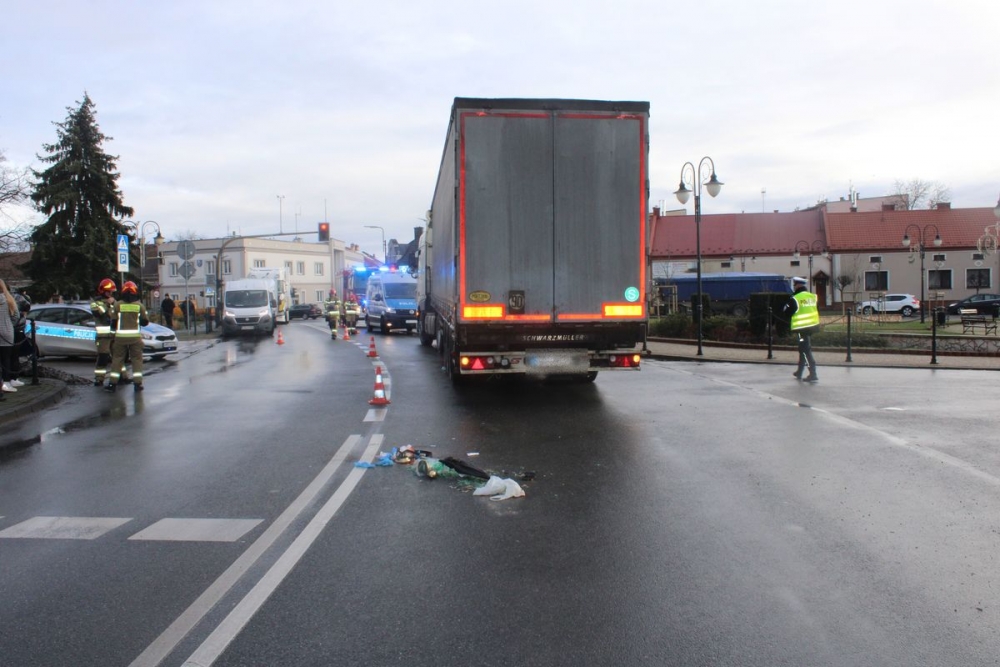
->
(418, 314), (433, 347)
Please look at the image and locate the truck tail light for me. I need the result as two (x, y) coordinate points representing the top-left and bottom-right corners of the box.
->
(609, 354), (641, 368)
(603, 304), (644, 317)
(463, 305), (504, 319)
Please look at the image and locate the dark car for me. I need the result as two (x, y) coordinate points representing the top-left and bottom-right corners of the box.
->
(946, 293), (1000, 316)
(289, 303), (322, 320)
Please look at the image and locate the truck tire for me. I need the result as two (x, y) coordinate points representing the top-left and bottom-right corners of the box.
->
(418, 313), (433, 346)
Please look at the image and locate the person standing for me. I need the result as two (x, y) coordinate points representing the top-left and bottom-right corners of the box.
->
(0, 280), (20, 397)
(325, 290), (342, 339)
(160, 293), (175, 329)
(784, 276), (820, 383)
(105, 281), (149, 393)
(90, 278), (118, 387)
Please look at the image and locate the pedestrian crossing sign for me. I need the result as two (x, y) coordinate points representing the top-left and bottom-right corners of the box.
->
(117, 234), (129, 272)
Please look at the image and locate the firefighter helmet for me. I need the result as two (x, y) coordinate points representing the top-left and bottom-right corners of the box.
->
(98, 278), (117, 294)
(121, 281), (139, 296)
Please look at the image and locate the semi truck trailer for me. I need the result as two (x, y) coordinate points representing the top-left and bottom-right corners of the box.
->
(417, 97), (649, 382)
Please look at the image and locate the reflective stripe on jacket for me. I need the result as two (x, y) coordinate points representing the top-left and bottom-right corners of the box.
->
(115, 303), (144, 337)
(790, 291), (820, 330)
(91, 298), (113, 335)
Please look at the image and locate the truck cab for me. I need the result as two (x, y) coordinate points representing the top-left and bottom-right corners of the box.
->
(365, 270), (418, 334)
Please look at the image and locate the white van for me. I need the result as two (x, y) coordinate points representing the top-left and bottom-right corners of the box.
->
(365, 271), (418, 334)
(221, 278), (277, 337)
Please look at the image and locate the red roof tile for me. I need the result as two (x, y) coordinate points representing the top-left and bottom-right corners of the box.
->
(649, 210), (826, 259)
(825, 208), (996, 252)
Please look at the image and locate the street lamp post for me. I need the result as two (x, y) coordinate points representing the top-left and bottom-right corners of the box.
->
(364, 225), (387, 264)
(902, 224), (942, 323)
(793, 240), (826, 294)
(277, 195), (285, 234)
(122, 220), (164, 309)
(674, 157), (724, 356)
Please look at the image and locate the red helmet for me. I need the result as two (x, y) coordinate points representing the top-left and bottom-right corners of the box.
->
(98, 278), (117, 294)
(121, 281), (139, 296)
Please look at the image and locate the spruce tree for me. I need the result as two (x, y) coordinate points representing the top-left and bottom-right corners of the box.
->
(25, 93), (134, 301)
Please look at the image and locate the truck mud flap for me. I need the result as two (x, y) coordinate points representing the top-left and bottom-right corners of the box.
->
(523, 349), (590, 375)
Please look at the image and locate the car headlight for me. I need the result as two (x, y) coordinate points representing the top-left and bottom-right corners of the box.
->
(385, 307), (396, 314)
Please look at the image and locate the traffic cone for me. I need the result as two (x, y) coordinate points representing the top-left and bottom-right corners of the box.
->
(342, 324), (351, 341)
(276, 329), (285, 345)
(369, 365), (390, 406)
(367, 336), (379, 358)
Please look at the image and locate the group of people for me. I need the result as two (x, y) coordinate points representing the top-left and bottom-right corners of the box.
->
(159, 293), (198, 330)
(324, 291), (361, 340)
(90, 278), (150, 393)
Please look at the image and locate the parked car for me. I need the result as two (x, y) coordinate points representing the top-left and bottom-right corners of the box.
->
(26, 303), (178, 360)
(856, 294), (920, 317)
(288, 303), (323, 320)
(946, 293), (1000, 316)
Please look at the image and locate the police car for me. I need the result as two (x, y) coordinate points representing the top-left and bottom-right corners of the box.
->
(26, 303), (178, 360)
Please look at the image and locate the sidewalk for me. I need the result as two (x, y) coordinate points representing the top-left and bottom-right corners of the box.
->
(644, 337), (1000, 371)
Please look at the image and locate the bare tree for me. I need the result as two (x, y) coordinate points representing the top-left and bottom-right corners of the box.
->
(0, 149), (34, 252)
(892, 178), (952, 210)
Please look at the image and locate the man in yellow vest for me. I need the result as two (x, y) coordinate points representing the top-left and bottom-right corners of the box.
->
(106, 281), (150, 393)
(785, 276), (820, 382)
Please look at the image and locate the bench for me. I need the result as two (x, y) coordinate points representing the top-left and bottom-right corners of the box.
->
(960, 308), (997, 335)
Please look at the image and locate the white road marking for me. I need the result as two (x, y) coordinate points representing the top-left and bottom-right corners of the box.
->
(0, 516), (131, 540)
(129, 434), (364, 667)
(129, 518), (263, 542)
(363, 408), (387, 422)
(182, 434), (384, 667)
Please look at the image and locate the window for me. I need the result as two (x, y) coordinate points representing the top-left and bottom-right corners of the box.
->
(928, 269), (952, 290)
(314, 262), (324, 276)
(223, 260), (232, 275)
(285, 261), (293, 272)
(967, 268), (991, 290)
(973, 253), (985, 261)
(865, 270), (888, 291)
(720, 261), (732, 268)
(169, 262), (179, 277)
(869, 255), (883, 264)
(206, 260), (215, 276)
(932, 254), (946, 263)
(297, 261), (305, 275)
(790, 260), (801, 267)
(315, 290), (324, 302)
(253, 259), (266, 268)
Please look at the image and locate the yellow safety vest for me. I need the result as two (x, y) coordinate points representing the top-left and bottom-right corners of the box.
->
(790, 291), (820, 330)
(115, 303), (143, 337)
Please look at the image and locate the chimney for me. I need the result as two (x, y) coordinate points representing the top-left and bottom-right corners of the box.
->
(936, 202), (951, 210)
(652, 205), (661, 217)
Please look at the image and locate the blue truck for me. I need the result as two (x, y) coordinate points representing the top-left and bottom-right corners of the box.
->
(657, 272), (792, 317)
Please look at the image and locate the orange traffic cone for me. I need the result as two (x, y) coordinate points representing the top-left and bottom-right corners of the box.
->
(342, 324), (351, 341)
(276, 329), (285, 345)
(369, 365), (390, 406)
(367, 336), (379, 358)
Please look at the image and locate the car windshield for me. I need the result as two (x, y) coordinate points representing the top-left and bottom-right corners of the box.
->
(226, 290), (269, 308)
(384, 283), (416, 299)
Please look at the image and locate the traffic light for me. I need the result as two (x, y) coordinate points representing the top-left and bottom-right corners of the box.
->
(318, 222), (330, 242)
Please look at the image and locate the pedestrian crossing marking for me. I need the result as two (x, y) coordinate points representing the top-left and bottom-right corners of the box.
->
(0, 516), (131, 540)
(128, 518), (263, 542)
(363, 409), (386, 422)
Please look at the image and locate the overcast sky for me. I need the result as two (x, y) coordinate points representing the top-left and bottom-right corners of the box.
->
(3, 0), (998, 258)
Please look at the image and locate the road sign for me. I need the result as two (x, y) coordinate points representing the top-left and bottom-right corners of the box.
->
(179, 260), (197, 279)
(117, 234), (129, 272)
(177, 240), (196, 260)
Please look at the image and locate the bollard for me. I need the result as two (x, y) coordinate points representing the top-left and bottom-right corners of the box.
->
(846, 308), (852, 363)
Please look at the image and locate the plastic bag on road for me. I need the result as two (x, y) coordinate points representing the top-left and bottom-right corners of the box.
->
(473, 475), (525, 501)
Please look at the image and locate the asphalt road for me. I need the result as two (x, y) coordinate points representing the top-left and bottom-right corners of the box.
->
(2, 321), (1000, 666)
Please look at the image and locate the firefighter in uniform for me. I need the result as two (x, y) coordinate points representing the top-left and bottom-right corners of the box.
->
(90, 278), (118, 387)
(325, 290), (342, 339)
(343, 294), (361, 336)
(784, 276), (820, 383)
(105, 281), (150, 392)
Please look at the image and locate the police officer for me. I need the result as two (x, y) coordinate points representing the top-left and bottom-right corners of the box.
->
(105, 281), (150, 393)
(325, 290), (342, 339)
(90, 278), (117, 387)
(784, 276), (820, 382)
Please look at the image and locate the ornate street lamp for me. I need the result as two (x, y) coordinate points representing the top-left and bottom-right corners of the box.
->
(674, 157), (723, 356)
(122, 220), (164, 307)
(902, 224), (942, 323)
(793, 240), (826, 294)
(365, 225), (387, 264)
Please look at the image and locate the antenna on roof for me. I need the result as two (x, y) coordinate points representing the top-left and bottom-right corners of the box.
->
(761, 188), (766, 213)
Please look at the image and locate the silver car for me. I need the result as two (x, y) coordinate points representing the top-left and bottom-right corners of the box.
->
(26, 303), (178, 360)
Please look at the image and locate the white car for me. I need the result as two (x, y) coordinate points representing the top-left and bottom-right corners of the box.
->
(856, 294), (920, 317)
(27, 303), (179, 360)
